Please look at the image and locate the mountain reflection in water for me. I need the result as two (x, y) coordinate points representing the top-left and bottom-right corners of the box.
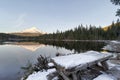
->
(13, 42), (45, 51)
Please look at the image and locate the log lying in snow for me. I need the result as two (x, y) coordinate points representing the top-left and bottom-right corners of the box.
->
(51, 51), (113, 80)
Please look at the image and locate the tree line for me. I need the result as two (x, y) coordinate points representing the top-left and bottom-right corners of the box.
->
(0, 33), (37, 42)
(38, 20), (120, 40)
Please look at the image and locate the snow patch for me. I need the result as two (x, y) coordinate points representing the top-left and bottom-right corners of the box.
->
(48, 63), (54, 67)
(111, 41), (120, 44)
(26, 69), (56, 80)
(93, 74), (117, 80)
(52, 51), (112, 69)
(103, 40), (120, 52)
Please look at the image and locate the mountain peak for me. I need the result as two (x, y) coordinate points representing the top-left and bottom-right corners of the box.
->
(9, 27), (46, 37)
(21, 27), (44, 34)
(30, 27), (38, 30)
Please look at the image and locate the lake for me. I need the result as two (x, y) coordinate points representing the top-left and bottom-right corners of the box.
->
(0, 41), (106, 80)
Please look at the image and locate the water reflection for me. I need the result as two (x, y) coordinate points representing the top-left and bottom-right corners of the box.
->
(13, 42), (45, 51)
(38, 41), (105, 53)
(0, 41), (105, 80)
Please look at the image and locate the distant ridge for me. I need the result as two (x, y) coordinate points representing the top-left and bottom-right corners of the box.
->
(10, 27), (46, 37)
(103, 26), (110, 31)
(103, 22), (120, 31)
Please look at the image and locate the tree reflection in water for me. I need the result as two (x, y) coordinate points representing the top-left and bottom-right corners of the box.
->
(38, 41), (105, 53)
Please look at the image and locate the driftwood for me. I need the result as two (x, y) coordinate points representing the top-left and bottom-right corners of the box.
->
(51, 52), (113, 80)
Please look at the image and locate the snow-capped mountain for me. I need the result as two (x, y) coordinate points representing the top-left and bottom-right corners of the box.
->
(10, 27), (46, 37)
(21, 27), (45, 34)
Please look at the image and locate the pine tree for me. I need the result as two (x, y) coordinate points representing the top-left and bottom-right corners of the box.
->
(111, 0), (120, 16)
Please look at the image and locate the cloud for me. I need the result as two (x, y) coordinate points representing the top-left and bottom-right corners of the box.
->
(14, 13), (27, 28)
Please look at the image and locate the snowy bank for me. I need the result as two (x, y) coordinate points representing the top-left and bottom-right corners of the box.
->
(26, 69), (56, 80)
(103, 40), (120, 52)
(111, 41), (120, 44)
(94, 66), (120, 80)
(93, 73), (117, 80)
(26, 51), (114, 80)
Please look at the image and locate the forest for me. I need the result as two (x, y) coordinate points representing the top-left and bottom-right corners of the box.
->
(38, 19), (120, 40)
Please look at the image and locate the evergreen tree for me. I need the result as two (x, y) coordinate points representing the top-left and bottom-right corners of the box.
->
(111, 0), (120, 16)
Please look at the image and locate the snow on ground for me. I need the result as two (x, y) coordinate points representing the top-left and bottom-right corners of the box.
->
(26, 50), (118, 80)
(111, 41), (120, 44)
(103, 40), (120, 52)
(26, 69), (56, 80)
(52, 51), (112, 69)
(93, 74), (117, 80)
(103, 45), (113, 51)
(116, 66), (120, 70)
(48, 63), (54, 67)
(107, 60), (118, 69)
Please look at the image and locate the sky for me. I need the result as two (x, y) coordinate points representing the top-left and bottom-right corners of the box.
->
(0, 0), (119, 33)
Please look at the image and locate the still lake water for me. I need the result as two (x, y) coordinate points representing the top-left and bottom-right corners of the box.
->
(0, 41), (105, 80)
